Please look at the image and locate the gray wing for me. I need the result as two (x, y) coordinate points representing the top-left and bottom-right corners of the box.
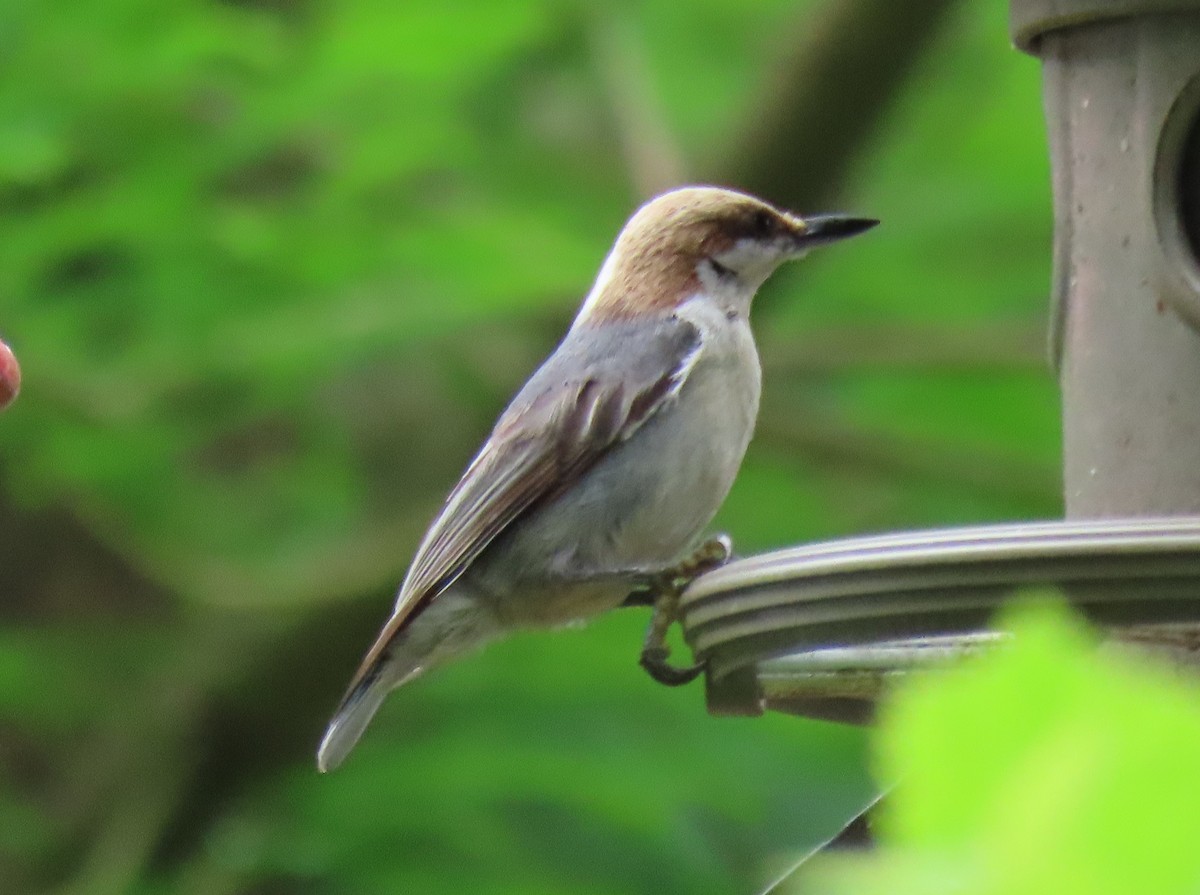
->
(346, 316), (703, 683)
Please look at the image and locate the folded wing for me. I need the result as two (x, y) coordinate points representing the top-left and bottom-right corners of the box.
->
(324, 316), (703, 736)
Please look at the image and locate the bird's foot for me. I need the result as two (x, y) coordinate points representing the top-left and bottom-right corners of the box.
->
(636, 534), (733, 687)
(621, 534), (733, 607)
(640, 644), (705, 686)
(670, 533), (733, 582)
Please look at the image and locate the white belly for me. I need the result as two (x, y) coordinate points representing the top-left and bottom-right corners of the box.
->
(473, 301), (761, 624)
(601, 330), (759, 564)
(522, 307), (759, 572)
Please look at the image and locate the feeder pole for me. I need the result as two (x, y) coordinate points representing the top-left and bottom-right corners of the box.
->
(1011, 0), (1200, 516)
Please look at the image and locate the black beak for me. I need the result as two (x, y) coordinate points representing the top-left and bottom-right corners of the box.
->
(796, 214), (879, 247)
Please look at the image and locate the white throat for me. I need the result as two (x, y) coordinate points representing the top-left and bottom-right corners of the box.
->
(696, 236), (799, 319)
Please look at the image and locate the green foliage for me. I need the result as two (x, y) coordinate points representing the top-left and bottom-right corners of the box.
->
(793, 602), (1200, 895)
(0, 0), (1055, 606)
(0, 0), (1069, 892)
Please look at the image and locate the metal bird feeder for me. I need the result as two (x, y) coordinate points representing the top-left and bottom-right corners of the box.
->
(679, 0), (1200, 719)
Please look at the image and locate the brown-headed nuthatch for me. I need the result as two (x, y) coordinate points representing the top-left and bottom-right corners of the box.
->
(318, 186), (876, 771)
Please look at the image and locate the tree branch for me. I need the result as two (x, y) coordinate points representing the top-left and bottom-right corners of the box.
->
(715, 0), (962, 209)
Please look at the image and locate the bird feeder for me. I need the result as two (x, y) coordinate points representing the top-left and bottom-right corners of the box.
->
(679, 0), (1200, 719)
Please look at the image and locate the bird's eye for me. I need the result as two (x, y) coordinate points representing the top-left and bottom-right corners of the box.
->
(751, 210), (777, 237)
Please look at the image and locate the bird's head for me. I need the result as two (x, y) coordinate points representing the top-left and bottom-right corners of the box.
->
(574, 186), (877, 327)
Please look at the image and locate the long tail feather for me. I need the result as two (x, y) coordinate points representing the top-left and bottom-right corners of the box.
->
(317, 586), (494, 772)
(317, 670), (390, 773)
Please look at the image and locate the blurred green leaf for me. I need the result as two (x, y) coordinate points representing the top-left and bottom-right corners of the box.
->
(791, 602), (1200, 895)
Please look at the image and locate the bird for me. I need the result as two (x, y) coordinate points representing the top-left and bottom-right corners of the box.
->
(317, 186), (877, 771)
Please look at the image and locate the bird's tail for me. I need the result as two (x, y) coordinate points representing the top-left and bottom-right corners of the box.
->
(317, 586), (497, 772)
(317, 613), (427, 773)
(316, 669), (392, 773)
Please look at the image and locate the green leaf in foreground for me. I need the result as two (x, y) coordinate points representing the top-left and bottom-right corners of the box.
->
(790, 601), (1200, 895)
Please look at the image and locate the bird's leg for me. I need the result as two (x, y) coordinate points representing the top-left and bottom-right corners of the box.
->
(637, 534), (732, 686)
(620, 534), (733, 608)
(671, 533), (733, 580)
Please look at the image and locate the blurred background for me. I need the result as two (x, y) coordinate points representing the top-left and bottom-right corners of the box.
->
(0, 1), (1059, 892)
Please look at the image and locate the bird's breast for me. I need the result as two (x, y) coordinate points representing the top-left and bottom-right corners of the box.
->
(474, 304), (761, 626)
(558, 308), (760, 570)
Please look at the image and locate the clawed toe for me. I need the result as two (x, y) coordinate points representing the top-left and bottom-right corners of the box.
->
(634, 533), (733, 687)
(640, 646), (705, 686)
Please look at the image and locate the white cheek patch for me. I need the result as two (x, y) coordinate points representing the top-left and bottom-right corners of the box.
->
(713, 238), (764, 272)
(712, 237), (790, 290)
